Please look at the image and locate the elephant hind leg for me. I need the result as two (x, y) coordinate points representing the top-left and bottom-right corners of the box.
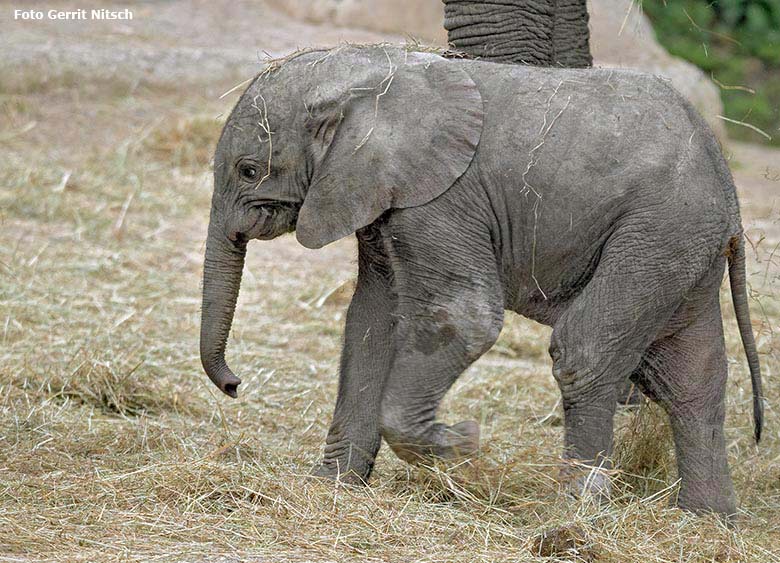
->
(631, 263), (736, 517)
(549, 227), (717, 500)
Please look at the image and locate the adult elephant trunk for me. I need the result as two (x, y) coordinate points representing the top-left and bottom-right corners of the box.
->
(443, 0), (592, 67)
(200, 219), (245, 398)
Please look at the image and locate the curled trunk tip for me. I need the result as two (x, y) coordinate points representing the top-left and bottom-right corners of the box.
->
(200, 223), (247, 399)
(201, 355), (242, 398)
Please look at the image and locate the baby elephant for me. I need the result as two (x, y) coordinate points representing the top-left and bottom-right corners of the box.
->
(199, 45), (763, 517)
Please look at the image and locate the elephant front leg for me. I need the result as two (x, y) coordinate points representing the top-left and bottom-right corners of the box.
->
(378, 282), (504, 465)
(311, 237), (395, 484)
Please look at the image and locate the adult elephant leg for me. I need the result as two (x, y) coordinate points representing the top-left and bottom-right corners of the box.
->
(631, 259), (736, 517)
(549, 227), (709, 500)
(443, 0), (592, 67)
(311, 229), (396, 483)
(376, 212), (504, 464)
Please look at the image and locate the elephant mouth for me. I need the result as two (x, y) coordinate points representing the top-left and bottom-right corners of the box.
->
(247, 202), (300, 240)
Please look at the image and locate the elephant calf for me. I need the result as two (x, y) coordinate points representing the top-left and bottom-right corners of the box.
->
(199, 45), (763, 517)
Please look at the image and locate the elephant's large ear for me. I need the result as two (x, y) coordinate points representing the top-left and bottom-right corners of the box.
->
(295, 49), (483, 249)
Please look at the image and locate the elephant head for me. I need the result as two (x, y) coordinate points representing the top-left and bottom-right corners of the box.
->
(200, 47), (484, 397)
(443, 0), (592, 67)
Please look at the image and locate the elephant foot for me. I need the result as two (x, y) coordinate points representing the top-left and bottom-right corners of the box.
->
(559, 461), (612, 503)
(309, 439), (376, 485)
(309, 460), (371, 486)
(383, 420), (480, 465)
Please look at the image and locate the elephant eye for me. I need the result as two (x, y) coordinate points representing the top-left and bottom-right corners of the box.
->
(238, 162), (258, 181)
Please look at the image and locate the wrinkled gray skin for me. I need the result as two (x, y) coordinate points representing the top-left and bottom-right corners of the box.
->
(445, 0), (648, 409)
(200, 46), (763, 517)
(443, 0), (592, 67)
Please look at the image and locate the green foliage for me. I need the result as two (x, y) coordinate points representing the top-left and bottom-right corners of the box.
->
(640, 0), (780, 145)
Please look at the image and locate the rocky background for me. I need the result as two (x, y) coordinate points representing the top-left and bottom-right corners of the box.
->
(270, 0), (727, 138)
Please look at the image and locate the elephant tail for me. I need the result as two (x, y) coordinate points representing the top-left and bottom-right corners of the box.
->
(728, 234), (764, 443)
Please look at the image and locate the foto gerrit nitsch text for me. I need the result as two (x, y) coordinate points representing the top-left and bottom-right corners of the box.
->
(14, 9), (133, 20)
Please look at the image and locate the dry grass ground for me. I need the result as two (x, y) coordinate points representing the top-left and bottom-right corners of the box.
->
(2, 3), (780, 562)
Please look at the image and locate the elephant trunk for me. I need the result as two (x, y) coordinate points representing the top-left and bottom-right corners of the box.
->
(443, 0), (592, 68)
(200, 220), (246, 398)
